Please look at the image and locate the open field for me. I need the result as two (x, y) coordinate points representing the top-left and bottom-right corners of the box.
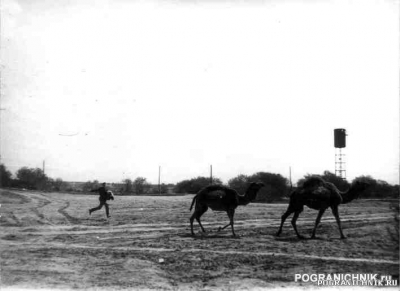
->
(1, 189), (399, 290)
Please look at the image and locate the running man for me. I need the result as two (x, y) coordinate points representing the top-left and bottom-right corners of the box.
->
(89, 182), (113, 218)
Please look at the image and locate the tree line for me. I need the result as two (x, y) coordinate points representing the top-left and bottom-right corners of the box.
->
(0, 164), (170, 195)
(0, 164), (398, 200)
(0, 165), (65, 191)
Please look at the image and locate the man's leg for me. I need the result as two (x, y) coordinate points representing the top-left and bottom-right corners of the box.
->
(89, 201), (104, 215)
(104, 202), (110, 218)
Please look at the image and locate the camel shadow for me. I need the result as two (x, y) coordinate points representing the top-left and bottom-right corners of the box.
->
(275, 235), (345, 242)
(194, 234), (242, 240)
(274, 236), (310, 242)
(178, 232), (241, 240)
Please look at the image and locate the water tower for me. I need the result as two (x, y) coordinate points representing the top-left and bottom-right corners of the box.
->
(334, 128), (347, 179)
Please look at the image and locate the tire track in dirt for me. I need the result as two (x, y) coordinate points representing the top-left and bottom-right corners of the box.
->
(37, 199), (51, 209)
(27, 194), (55, 225)
(0, 190), (32, 205)
(183, 249), (399, 266)
(57, 202), (81, 225)
(9, 214), (392, 237)
(6, 212), (22, 226)
(29, 208), (49, 225)
(2, 191), (53, 224)
(3, 240), (398, 266)
(30, 198), (49, 220)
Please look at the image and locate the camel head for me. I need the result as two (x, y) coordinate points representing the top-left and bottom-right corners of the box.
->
(244, 182), (265, 202)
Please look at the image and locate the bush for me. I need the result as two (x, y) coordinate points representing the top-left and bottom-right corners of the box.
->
(15, 167), (48, 190)
(0, 164), (12, 187)
(174, 176), (222, 194)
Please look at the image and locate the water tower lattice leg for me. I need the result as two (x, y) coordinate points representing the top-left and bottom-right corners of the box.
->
(335, 148), (346, 180)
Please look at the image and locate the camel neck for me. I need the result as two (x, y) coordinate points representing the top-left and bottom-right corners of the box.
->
(340, 187), (358, 204)
(239, 187), (258, 205)
(238, 194), (251, 206)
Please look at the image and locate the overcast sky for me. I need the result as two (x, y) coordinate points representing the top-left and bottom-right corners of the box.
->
(1, 0), (399, 185)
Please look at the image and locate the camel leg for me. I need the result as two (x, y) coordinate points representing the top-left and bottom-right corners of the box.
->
(218, 209), (236, 236)
(227, 209), (236, 237)
(196, 217), (206, 233)
(276, 208), (294, 236)
(291, 210), (305, 239)
(189, 214), (196, 235)
(218, 223), (231, 231)
(310, 209), (326, 239)
(331, 205), (346, 239)
(190, 206), (208, 235)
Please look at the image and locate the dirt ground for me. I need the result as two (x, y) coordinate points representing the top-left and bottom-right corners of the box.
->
(0, 189), (399, 290)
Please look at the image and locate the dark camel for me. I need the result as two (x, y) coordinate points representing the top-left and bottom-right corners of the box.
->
(276, 177), (369, 239)
(189, 182), (265, 236)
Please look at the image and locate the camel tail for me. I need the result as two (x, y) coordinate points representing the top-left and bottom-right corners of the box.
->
(189, 195), (197, 211)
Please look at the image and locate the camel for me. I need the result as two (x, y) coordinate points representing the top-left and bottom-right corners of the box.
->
(276, 176), (369, 239)
(189, 182), (265, 236)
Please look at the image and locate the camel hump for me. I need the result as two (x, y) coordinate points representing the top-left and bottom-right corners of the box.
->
(302, 176), (326, 189)
(324, 182), (340, 193)
(313, 186), (331, 197)
(206, 184), (230, 191)
(198, 184), (231, 194)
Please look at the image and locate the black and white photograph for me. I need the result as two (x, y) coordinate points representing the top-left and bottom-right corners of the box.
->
(1, 0), (399, 290)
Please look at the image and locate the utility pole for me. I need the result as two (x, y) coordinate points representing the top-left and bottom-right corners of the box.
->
(43, 160), (45, 175)
(210, 165), (213, 184)
(158, 166), (161, 194)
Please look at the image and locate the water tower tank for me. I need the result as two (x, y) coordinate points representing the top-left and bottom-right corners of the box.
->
(334, 128), (346, 148)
